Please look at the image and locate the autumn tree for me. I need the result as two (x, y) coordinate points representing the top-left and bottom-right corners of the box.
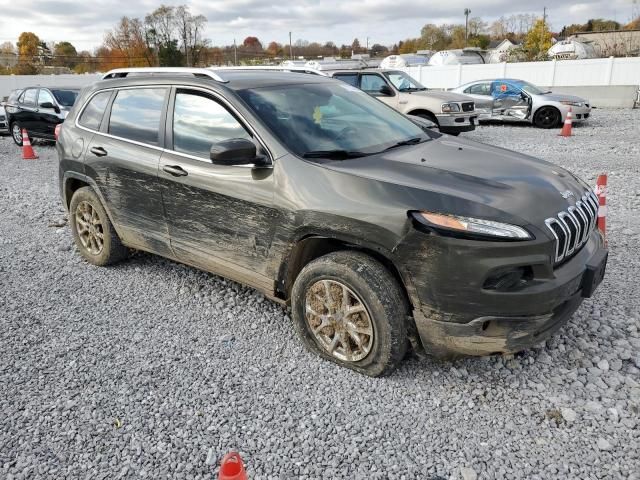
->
(420, 24), (449, 50)
(351, 38), (361, 53)
(524, 18), (553, 60)
(104, 17), (155, 68)
(0, 41), (15, 54)
(266, 41), (281, 56)
(53, 41), (78, 67)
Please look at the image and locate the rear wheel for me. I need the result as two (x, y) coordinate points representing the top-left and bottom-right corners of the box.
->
(291, 251), (408, 376)
(534, 106), (561, 129)
(69, 187), (128, 266)
(11, 122), (23, 146)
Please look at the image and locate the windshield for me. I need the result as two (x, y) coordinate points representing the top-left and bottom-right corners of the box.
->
(383, 71), (426, 92)
(52, 89), (79, 107)
(238, 82), (428, 158)
(514, 81), (545, 95)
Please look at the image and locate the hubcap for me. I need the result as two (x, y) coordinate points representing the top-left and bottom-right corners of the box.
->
(12, 124), (21, 143)
(304, 279), (374, 362)
(75, 201), (104, 255)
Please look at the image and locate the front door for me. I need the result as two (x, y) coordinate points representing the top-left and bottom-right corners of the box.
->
(35, 89), (61, 137)
(491, 81), (530, 120)
(359, 73), (399, 109)
(159, 88), (278, 290)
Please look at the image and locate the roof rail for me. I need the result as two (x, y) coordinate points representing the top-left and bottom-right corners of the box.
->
(102, 67), (227, 83)
(212, 66), (328, 77)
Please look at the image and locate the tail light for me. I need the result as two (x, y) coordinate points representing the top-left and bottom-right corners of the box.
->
(55, 123), (62, 141)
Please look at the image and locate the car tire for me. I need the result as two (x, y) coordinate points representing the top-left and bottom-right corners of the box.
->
(291, 251), (408, 377)
(10, 122), (23, 146)
(416, 112), (439, 127)
(69, 186), (128, 266)
(533, 106), (561, 129)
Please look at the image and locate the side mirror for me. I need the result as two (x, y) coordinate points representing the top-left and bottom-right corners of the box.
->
(40, 102), (60, 113)
(379, 85), (393, 96)
(210, 138), (267, 167)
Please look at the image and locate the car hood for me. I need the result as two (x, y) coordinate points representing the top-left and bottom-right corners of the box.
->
(539, 92), (588, 103)
(317, 136), (589, 228)
(412, 90), (474, 103)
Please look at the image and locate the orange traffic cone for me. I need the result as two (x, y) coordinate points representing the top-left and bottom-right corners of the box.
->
(22, 129), (38, 160)
(559, 107), (573, 137)
(595, 173), (607, 239)
(218, 452), (247, 480)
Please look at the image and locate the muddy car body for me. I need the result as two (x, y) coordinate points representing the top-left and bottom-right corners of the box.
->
(57, 68), (607, 376)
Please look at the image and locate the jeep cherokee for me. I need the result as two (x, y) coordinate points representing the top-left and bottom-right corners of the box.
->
(57, 67), (607, 376)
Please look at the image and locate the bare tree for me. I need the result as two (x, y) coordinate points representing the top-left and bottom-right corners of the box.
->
(175, 5), (208, 66)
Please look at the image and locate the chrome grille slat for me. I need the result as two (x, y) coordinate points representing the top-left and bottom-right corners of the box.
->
(545, 190), (598, 265)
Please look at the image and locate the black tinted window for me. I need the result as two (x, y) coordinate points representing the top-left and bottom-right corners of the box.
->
(52, 89), (79, 107)
(173, 91), (251, 159)
(109, 88), (166, 145)
(22, 89), (37, 106)
(333, 74), (358, 87)
(79, 91), (112, 131)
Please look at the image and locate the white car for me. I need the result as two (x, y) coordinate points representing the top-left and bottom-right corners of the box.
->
(451, 79), (591, 129)
(0, 105), (8, 134)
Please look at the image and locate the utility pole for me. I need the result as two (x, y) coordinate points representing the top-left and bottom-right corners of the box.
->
(464, 8), (471, 47)
(540, 7), (547, 55)
(366, 37), (369, 53)
(289, 32), (293, 60)
(233, 38), (237, 66)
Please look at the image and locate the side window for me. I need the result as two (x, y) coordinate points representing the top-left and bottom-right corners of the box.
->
(468, 83), (491, 95)
(108, 88), (166, 145)
(360, 74), (388, 94)
(38, 89), (55, 107)
(333, 74), (358, 87)
(22, 89), (37, 106)
(78, 91), (112, 131)
(172, 91), (251, 159)
(492, 82), (520, 97)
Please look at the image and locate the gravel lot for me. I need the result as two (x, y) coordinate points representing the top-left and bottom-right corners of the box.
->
(1, 109), (639, 480)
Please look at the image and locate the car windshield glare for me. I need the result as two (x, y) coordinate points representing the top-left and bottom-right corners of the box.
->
(52, 90), (79, 107)
(383, 71), (426, 91)
(517, 81), (545, 95)
(238, 82), (428, 158)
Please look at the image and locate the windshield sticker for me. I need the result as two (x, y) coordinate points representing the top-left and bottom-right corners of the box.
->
(500, 84), (507, 92)
(313, 106), (323, 124)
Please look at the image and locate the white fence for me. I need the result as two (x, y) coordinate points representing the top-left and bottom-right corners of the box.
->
(0, 74), (101, 100)
(399, 56), (640, 90)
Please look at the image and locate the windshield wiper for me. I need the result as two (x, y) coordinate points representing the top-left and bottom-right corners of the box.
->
(383, 137), (426, 151)
(400, 87), (427, 92)
(302, 150), (369, 160)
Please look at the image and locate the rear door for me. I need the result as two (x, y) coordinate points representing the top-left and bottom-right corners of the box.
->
(159, 87), (278, 289)
(84, 87), (172, 256)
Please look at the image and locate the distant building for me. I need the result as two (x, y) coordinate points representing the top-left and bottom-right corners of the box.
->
(486, 39), (521, 63)
(0, 52), (18, 68)
(569, 29), (640, 57)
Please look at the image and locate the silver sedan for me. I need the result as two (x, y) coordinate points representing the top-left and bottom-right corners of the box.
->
(450, 79), (591, 129)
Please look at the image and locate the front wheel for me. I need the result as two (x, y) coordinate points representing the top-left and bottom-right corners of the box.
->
(11, 122), (23, 146)
(533, 107), (561, 129)
(291, 251), (408, 376)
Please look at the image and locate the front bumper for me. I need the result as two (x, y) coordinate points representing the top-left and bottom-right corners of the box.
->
(436, 113), (477, 133)
(560, 105), (591, 122)
(0, 119), (7, 132)
(398, 227), (606, 358)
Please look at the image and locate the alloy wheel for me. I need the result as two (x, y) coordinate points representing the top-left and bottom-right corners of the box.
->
(536, 107), (560, 128)
(12, 124), (22, 144)
(75, 201), (104, 255)
(304, 279), (374, 362)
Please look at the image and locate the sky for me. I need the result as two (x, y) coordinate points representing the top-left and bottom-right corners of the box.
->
(0, 0), (637, 52)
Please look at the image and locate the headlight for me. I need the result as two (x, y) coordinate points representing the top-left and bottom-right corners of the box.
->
(560, 101), (583, 107)
(441, 103), (461, 113)
(412, 211), (532, 240)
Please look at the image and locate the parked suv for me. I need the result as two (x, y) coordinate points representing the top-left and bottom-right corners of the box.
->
(327, 69), (478, 135)
(57, 68), (607, 376)
(6, 86), (79, 145)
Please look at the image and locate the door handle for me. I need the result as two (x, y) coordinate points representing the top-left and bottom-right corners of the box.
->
(162, 165), (188, 177)
(90, 146), (108, 157)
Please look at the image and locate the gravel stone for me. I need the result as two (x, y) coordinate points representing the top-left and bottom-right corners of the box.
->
(1, 110), (639, 478)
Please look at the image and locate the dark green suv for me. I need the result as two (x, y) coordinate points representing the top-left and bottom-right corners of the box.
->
(57, 68), (607, 376)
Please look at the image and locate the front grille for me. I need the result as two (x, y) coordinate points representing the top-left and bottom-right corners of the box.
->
(0, 115), (5, 121)
(461, 102), (474, 112)
(545, 190), (599, 264)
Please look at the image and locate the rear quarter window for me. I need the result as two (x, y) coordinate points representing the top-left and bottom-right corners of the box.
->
(78, 91), (112, 131)
(108, 88), (167, 145)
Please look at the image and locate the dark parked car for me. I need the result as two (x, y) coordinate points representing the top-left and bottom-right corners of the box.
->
(57, 68), (607, 376)
(6, 86), (79, 145)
